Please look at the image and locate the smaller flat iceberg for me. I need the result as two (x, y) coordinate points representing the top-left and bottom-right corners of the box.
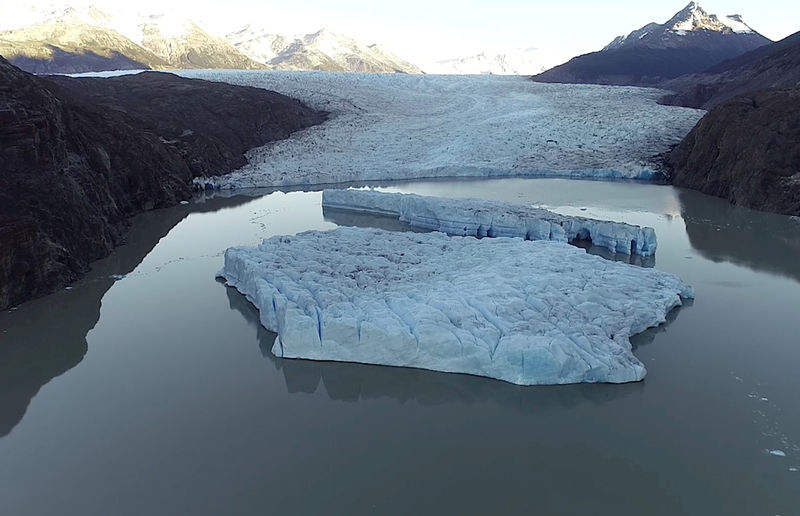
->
(322, 189), (658, 256)
(219, 227), (693, 385)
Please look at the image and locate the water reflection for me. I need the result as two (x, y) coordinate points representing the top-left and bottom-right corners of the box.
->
(323, 207), (426, 233)
(224, 283), (650, 411)
(0, 195), (255, 438)
(630, 300), (692, 351)
(679, 189), (800, 283)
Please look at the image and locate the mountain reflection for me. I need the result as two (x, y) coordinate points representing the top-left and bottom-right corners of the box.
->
(224, 284), (658, 411)
(0, 194), (256, 439)
(679, 188), (800, 283)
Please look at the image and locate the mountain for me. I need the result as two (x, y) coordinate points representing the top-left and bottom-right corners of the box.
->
(534, 2), (771, 86)
(128, 13), (265, 70)
(0, 6), (265, 73)
(660, 30), (800, 108)
(0, 55), (324, 309)
(226, 26), (295, 64)
(426, 48), (557, 75)
(0, 7), (169, 73)
(227, 27), (422, 73)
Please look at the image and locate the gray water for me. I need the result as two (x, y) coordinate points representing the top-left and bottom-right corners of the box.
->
(1, 178), (798, 515)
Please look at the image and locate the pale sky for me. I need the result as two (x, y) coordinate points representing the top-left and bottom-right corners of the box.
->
(4, 0), (799, 65)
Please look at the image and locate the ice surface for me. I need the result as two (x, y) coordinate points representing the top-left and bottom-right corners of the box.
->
(175, 71), (704, 189)
(322, 189), (658, 256)
(219, 227), (693, 385)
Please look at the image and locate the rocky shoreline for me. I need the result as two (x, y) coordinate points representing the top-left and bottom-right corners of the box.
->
(664, 87), (800, 216)
(0, 57), (325, 310)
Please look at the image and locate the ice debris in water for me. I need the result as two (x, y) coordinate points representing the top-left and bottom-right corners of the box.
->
(219, 227), (693, 385)
(769, 450), (787, 457)
(322, 189), (658, 256)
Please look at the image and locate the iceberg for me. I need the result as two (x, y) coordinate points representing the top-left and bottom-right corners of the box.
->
(322, 189), (657, 256)
(219, 227), (693, 385)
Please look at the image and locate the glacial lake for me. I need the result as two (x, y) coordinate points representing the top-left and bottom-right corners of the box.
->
(1, 178), (798, 515)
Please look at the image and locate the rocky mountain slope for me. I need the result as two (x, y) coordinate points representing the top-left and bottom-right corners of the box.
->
(534, 2), (770, 86)
(0, 56), (324, 310)
(0, 6), (265, 73)
(133, 14), (265, 70)
(0, 18), (169, 74)
(660, 30), (800, 109)
(1, 5), (419, 74)
(227, 27), (421, 73)
(665, 87), (800, 216)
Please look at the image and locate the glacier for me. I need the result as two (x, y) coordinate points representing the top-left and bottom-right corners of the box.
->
(219, 227), (693, 385)
(322, 189), (658, 256)
(175, 71), (704, 189)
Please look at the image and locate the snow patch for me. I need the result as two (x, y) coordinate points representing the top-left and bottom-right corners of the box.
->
(322, 189), (658, 256)
(219, 227), (693, 385)
(720, 14), (754, 34)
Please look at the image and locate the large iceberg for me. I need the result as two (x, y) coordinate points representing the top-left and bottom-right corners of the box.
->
(175, 71), (704, 189)
(322, 189), (657, 256)
(219, 227), (693, 385)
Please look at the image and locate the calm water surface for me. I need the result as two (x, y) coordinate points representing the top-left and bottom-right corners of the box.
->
(1, 178), (798, 515)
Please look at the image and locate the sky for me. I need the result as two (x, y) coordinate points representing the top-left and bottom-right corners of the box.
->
(3, 0), (799, 65)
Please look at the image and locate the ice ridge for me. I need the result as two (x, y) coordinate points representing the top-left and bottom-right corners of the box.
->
(322, 189), (658, 256)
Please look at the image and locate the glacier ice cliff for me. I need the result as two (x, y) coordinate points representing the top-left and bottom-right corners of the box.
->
(322, 189), (658, 256)
(219, 227), (693, 385)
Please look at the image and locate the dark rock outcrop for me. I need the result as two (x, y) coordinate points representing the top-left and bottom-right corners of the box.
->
(660, 30), (800, 109)
(533, 46), (750, 87)
(0, 57), (325, 310)
(665, 87), (800, 216)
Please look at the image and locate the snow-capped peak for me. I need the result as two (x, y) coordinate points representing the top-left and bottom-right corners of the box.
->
(425, 47), (566, 76)
(719, 14), (755, 34)
(667, 2), (754, 34)
(604, 2), (761, 50)
(224, 26), (421, 73)
(302, 28), (361, 57)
